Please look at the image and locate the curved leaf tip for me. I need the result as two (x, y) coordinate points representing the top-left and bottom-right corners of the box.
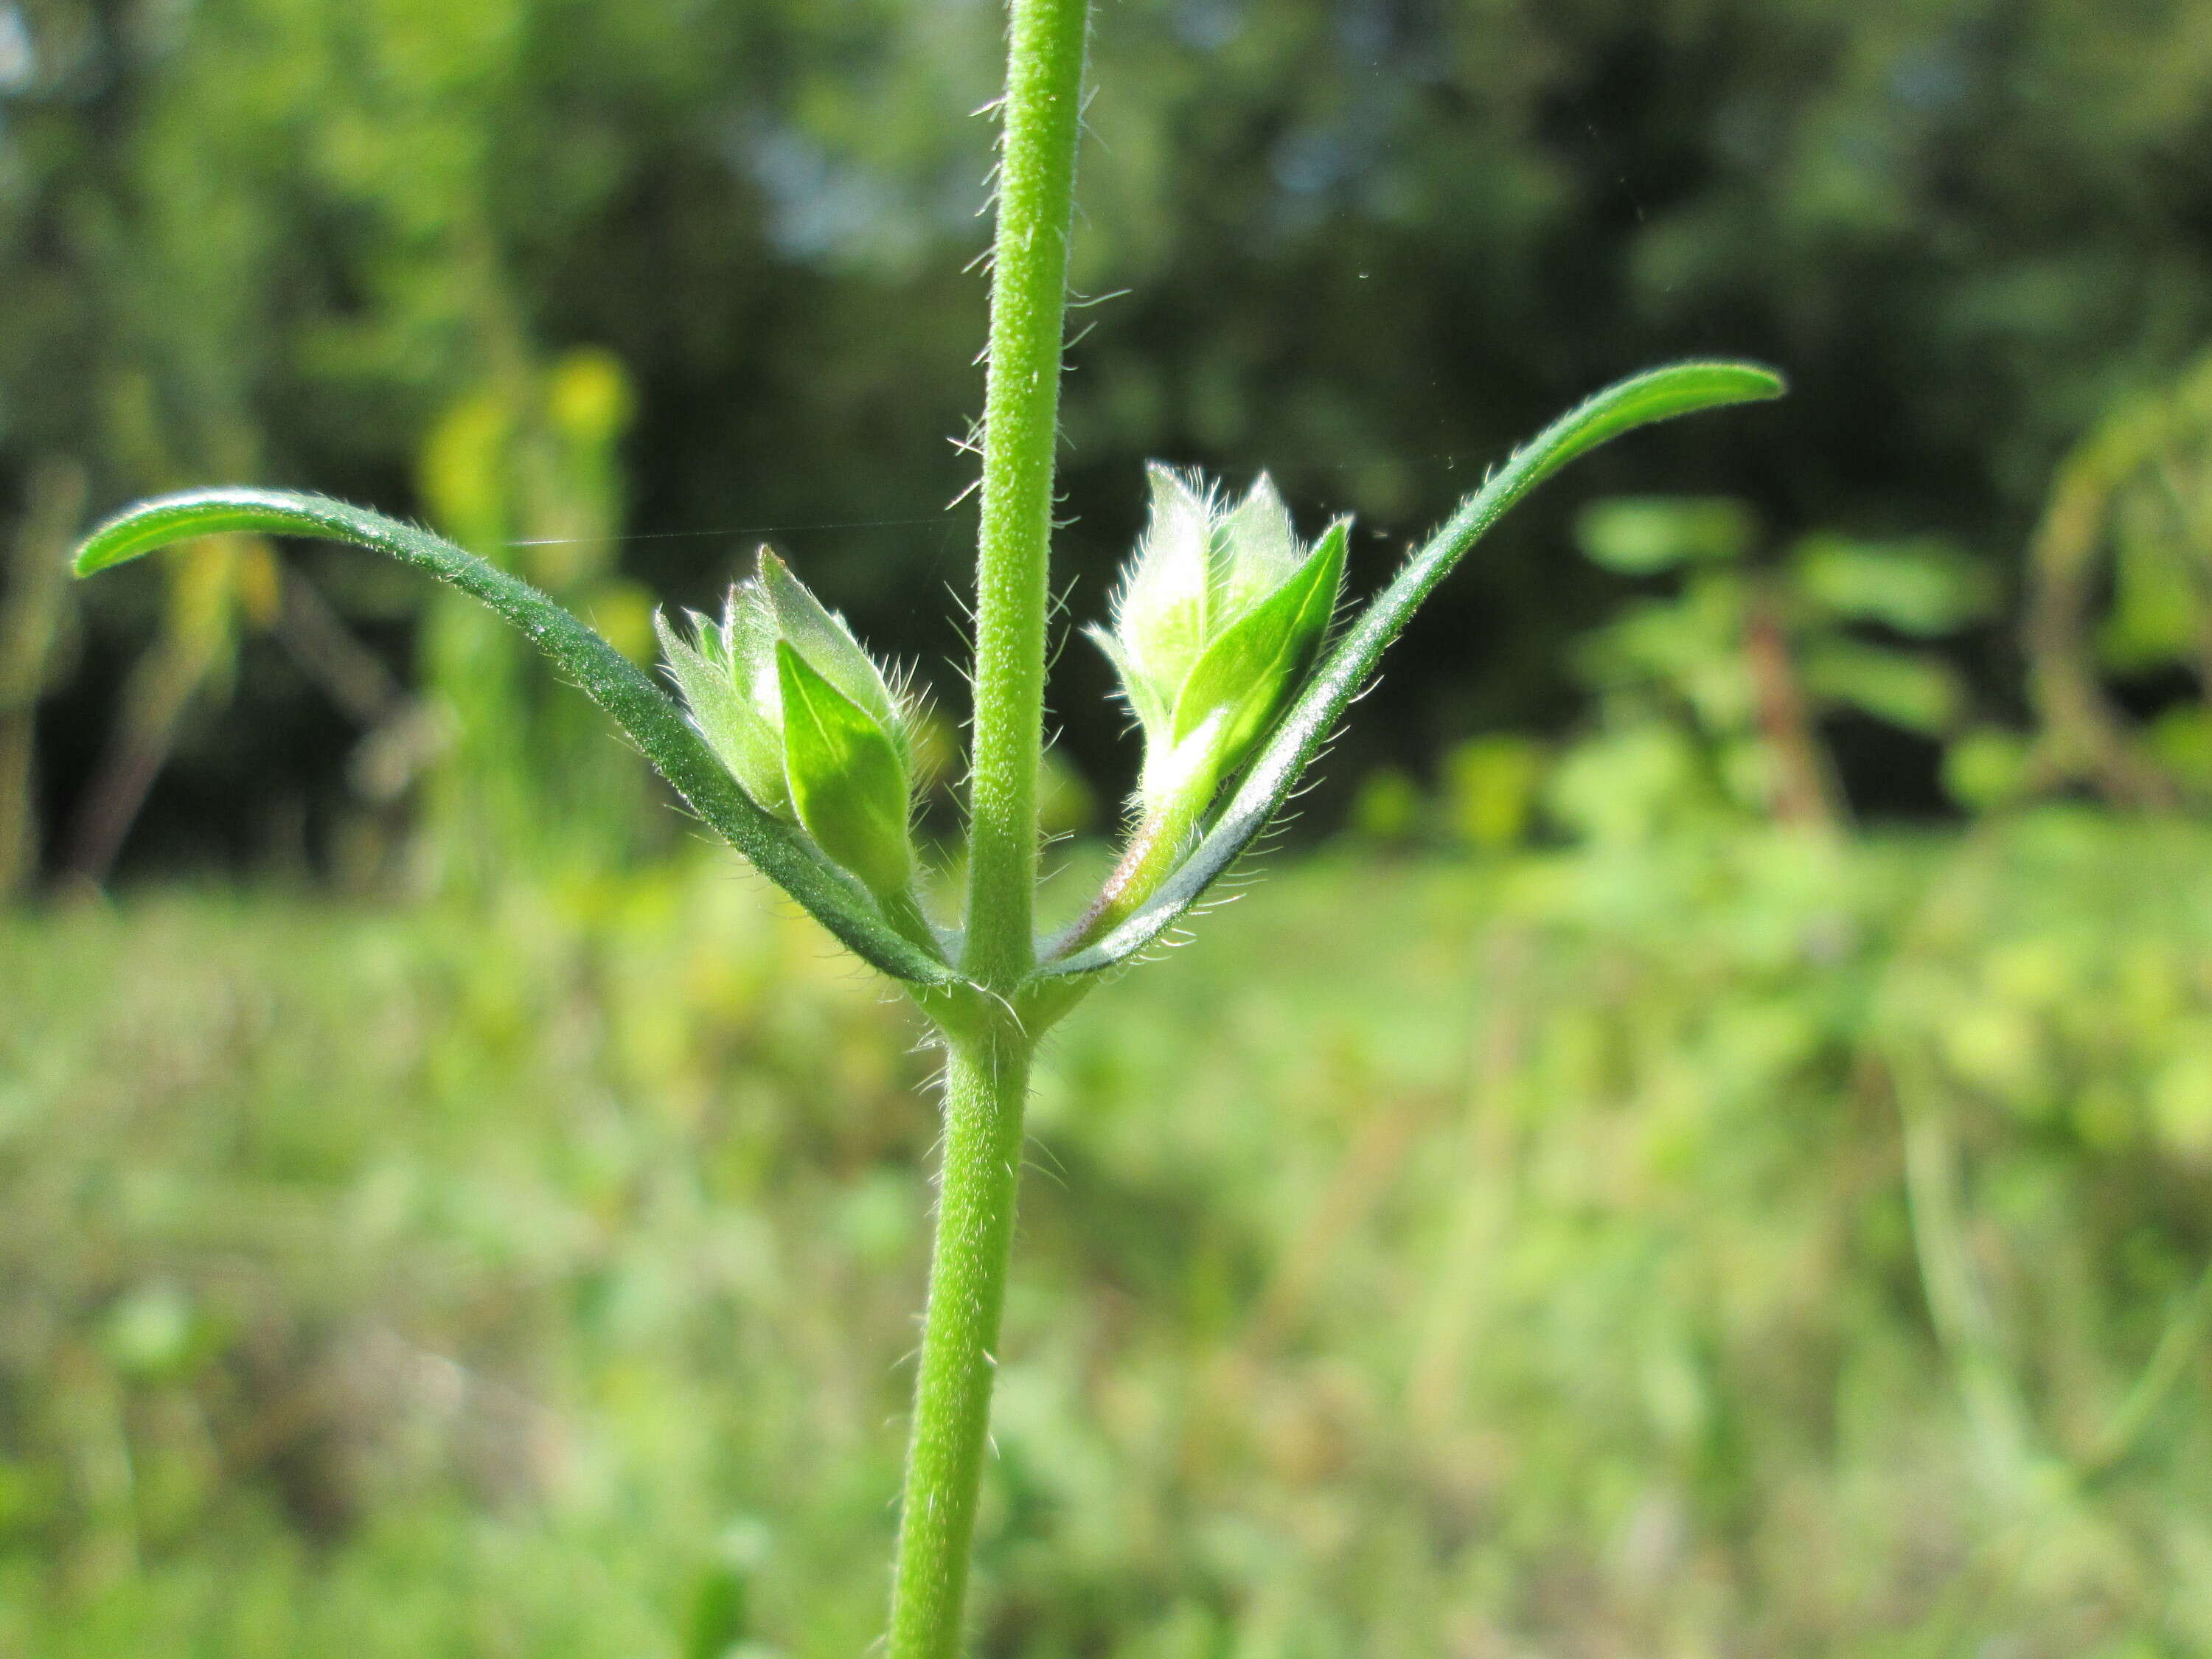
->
(74, 487), (326, 576)
(1530, 359), (1784, 485)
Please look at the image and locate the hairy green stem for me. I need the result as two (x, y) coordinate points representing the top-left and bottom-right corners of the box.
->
(888, 1029), (1033, 1659)
(890, 4), (1088, 1647)
(960, 0), (1089, 989)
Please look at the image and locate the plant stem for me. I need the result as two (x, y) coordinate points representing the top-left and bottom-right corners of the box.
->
(961, 0), (1090, 989)
(888, 1028), (1033, 1659)
(888, 5), (1087, 1648)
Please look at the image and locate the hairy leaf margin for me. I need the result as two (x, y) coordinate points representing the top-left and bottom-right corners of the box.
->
(74, 487), (959, 986)
(1043, 360), (1787, 978)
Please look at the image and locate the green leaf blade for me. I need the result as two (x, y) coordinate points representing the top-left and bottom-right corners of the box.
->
(756, 548), (908, 748)
(1044, 359), (1785, 979)
(1172, 521), (1347, 759)
(74, 487), (956, 986)
(775, 641), (917, 900)
(1524, 361), (1784, 487)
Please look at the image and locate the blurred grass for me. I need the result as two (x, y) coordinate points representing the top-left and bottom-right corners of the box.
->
(5, 817), (2212, 1657)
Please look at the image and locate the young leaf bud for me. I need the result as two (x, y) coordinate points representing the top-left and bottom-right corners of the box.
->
(776, 641), (916, 899)
(658, 547), (920, 898)
(1091, 466), (1348, 818)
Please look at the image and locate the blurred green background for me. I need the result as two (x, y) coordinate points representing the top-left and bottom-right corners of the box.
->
(7, 0), (2212, 1652)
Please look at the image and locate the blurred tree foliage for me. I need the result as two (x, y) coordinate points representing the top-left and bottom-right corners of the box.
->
(1551, 493), (1997, 843)
(411, 343), (659, 892)
(3, 0), (2212, 872)
(2024, 346), (2212, 812)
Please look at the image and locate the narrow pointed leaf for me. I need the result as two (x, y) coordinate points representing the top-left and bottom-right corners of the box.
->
(724, 580), (786, 712)
(1116, 464), (1215, 694)
(1172, 521), (1348, 757)
(74, 487), (956, 984)
(776, 641), (916, 900)
(1045, 360), (1785, 978)
(756, 547), (906, 748)
(1214, 473), (1301, 611)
